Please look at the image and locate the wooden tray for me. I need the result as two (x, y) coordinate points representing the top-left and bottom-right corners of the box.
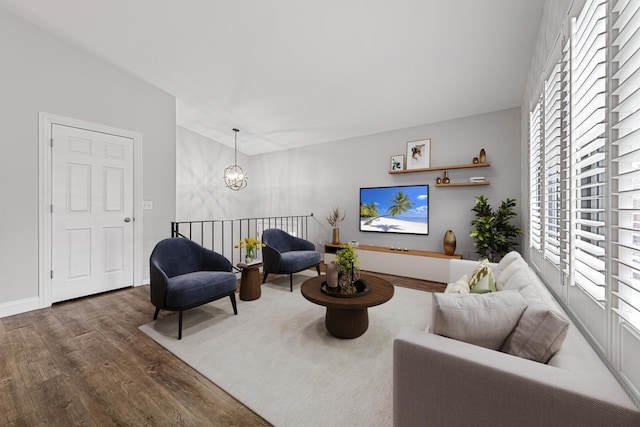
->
(320, 279), (371, 298)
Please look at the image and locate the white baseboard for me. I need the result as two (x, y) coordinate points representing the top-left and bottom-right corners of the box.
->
(0, 297), (41, 319)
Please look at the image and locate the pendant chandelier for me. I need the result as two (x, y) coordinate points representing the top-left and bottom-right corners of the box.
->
(223, 128), (248, 191)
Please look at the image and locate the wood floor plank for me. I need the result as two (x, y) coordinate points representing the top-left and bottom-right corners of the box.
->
(0, 327), (21, 425)
(0, 272), (436, 425)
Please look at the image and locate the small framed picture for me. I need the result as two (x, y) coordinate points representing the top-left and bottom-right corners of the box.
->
(390, 155), (404, 171)
(406, 139), (431, 170)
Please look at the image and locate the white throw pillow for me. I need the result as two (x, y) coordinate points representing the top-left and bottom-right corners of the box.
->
(444, 275), (470, 294)
(501, 270), (532, 292)
(493, 251), (522, 279)
(429, 290), (528, 350)
(496, 259), (527, 290)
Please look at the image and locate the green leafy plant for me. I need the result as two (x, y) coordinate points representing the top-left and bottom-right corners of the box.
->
(335, 245), (359, 273)
(335, 244), (360, 286)
(470, 195), (523, 262)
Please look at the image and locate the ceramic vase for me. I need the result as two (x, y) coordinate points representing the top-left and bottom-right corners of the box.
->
(332, 228), (340, 244)
(326, 261), (338, 288)
(443, 171), (450, 184)
(443, 230), (456, 255)
(245, 247), (255, 263)
(473, 157), (479, 164)
(479, 148), (486, 163)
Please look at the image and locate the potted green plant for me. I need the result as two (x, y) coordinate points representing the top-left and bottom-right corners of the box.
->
(335, 244), (359, 288)
(470, 195), (523, 262)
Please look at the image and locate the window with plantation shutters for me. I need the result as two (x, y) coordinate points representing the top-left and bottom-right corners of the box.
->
(530, 99), (543, 252)
(526, 0), (640, 402)
(570, 0), (607, 302)
(544, 61), (563, 266)
(561, 37), (573, 275)
(611, 0), (640, 329)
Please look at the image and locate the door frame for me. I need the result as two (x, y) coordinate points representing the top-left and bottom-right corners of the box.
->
(38, 113), (143, 308)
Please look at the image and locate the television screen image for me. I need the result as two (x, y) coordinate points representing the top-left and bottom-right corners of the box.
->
(359, 184), (429, 235)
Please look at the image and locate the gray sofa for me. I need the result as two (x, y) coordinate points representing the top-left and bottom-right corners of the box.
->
(393, 252), (640, 426)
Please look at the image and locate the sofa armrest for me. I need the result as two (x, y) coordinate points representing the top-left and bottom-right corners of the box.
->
(393, 328), (640, 427)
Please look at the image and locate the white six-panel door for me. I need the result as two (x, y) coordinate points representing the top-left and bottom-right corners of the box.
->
(51, 124), (134, 302)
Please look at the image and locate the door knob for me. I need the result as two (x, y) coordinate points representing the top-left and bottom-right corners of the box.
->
(124, 217), (131, 223)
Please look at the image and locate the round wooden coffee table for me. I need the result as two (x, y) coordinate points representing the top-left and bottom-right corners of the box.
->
(300, 274), (394, 339)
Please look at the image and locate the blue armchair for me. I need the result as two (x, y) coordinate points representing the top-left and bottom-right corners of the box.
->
(262, 229), (322, 291)
(150, 238), (238, 339)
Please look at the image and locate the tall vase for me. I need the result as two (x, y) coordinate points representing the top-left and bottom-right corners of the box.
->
(443, 230), (456, 255)
(326, 261), (338, 288)
(443, 171), (450, 184)
(332, 228), (340, 244)
(479, 148), (486, 163)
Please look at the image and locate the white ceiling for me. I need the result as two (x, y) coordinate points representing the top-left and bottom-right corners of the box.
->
(0, 0), (545, 155)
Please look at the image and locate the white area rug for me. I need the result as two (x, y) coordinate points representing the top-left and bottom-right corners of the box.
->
(139, 271), (431, 427)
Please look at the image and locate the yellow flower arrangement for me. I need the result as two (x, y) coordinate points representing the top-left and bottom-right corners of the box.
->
(235, 237), (266, 260)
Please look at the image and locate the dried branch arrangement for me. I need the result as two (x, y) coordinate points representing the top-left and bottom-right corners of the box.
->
(326, 207), (346, 227)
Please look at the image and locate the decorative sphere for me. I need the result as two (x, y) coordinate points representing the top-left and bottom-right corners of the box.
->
(223, 164), (248, 191)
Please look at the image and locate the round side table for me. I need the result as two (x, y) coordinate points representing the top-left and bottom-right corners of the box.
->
(237, 262), (263, 301)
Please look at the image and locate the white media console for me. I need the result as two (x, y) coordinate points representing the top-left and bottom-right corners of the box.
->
(323, 243), (462, 283)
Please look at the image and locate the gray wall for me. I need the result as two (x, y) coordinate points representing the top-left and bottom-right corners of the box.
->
(0, 9), (176, 305)
(252, 107), (522, 259)
(176, 126), (253, 221)
(178, 108), (522, 260)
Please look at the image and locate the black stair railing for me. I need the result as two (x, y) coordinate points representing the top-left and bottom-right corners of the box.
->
(171, 214), (314, 267)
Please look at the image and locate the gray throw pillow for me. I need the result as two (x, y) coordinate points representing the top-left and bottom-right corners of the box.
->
(429, 290), (527, 350)
(501, 305), (569, 363)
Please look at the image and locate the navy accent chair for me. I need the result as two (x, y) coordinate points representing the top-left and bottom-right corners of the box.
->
(150, 238), (238, 339)
(262, 229), (322, 291)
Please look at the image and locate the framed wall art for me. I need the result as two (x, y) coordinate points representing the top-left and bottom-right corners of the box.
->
(406, 139), (431, 170)
(390, 154), (404, 171)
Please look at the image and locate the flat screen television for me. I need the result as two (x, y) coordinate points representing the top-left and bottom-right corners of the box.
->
(359, 184), (429, 235)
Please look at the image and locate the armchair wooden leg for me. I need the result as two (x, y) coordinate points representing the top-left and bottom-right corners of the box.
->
(262, 272), (269, 283)
(315, 264), (321, 276)
(153, 307), (160, 320)
(290, 274), (293, 292)
(230, 293), (238, 315)
(178, 310), (183, 340)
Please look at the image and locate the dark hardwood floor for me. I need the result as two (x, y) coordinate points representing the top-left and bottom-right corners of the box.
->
(0, 271), (443, 426)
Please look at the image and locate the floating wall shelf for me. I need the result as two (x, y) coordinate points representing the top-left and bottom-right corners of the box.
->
(435, 181), (491, 187)
(389, 162), (490, 174)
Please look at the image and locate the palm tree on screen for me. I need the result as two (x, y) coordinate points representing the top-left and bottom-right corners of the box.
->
(360, 201), (378, 218)
(364, 191), (415, 225)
